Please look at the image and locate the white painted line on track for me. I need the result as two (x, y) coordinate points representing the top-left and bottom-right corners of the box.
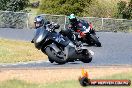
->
(45, 60), (50, 63)
(0, 60), (49, 67)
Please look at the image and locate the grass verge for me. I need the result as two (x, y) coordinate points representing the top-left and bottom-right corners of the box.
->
(0, 38), (47, 63)
(0, 71), (132, 88)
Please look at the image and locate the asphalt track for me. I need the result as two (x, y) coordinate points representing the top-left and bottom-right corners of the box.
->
(0, 28), (132, 68)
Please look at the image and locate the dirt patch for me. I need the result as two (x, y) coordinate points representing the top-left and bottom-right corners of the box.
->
(0, 67), (132, 84)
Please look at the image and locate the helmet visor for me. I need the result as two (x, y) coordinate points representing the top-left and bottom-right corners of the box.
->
(35, 22), (41, 28)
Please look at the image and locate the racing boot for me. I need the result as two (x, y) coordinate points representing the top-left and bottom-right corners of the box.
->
(74, 41), (83, 53)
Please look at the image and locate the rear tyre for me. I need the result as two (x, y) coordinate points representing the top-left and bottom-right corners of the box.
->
(81, 57), (92, 63)
(90, 34), (101, 47)
(96, 42), (101, 47)
(81, 50), (92, 63)
(45, 46), (67, 64)
(85, 39), (93, 46)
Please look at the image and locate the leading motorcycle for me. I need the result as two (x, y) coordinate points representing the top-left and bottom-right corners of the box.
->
(31, 23), (92, 64)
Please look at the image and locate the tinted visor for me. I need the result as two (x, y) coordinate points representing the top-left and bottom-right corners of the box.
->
(35, 22), (41, 28)
(70, 18), (77, 24)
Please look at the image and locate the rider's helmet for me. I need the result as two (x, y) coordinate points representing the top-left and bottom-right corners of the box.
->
(68, 14), (78, 24)
(34, 15), (45, 28)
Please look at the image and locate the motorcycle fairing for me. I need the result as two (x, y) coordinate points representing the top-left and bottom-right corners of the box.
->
(48, 32), (70, 47)
(33, 26), (70, 50)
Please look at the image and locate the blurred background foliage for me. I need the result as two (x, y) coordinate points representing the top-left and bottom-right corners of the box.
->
(38, 0), (93, 16)
(0, 0), (29, 12)
(0, 0), (131, 19)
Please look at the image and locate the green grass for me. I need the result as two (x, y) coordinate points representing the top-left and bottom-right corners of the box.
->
(0, 38), (47, 63)
(0, 79), (38, 88)
(0, 71), (131, 88)
(42, 72), (132, 88)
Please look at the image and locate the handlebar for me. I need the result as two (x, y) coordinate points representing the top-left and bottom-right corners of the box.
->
(46, 23), (60, 32)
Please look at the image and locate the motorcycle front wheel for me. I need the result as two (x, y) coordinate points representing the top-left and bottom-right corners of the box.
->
(44, 46), (67, 64)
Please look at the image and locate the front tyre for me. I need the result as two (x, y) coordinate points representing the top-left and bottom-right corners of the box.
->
(48, 57), (54, 63)
(45, 46), (67, 64)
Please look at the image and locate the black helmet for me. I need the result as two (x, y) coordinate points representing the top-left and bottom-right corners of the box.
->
(68, 14), (77, 24)
(34, 15), (45, 28)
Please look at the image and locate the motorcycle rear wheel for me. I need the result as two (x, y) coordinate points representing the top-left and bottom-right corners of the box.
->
(95, 42), (101, 47)
(81, 50), (92, 63)
(81, 57), (92, 63)
(88, 34), (101, 47)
